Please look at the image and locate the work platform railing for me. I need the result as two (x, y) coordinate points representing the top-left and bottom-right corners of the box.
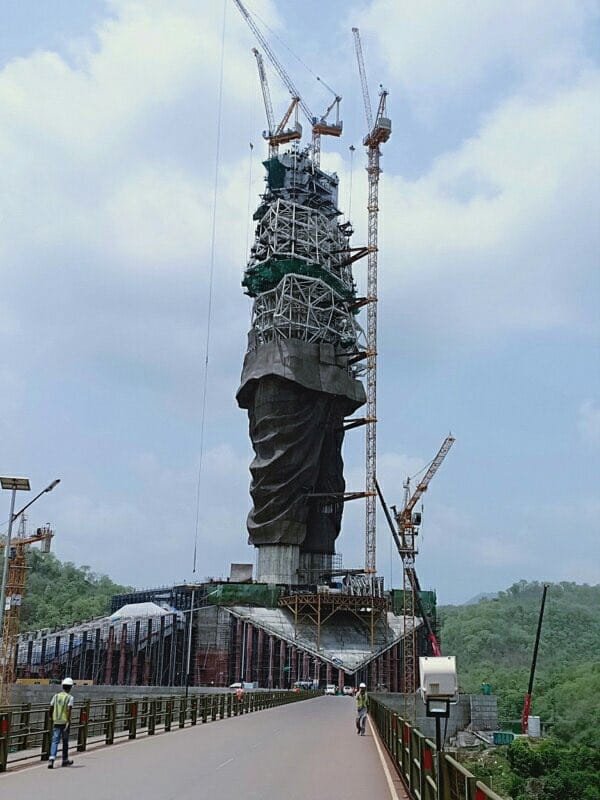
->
(0, 690), (315, 772)
(369, 696), (505, 800)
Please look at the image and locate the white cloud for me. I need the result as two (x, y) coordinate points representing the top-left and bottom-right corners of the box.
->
(378, 69), (600, 341)
(355, 0), (598, 113)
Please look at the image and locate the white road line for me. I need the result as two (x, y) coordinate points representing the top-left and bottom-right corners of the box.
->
(216, 757), (234, 770)
(368, 717), (401, 800)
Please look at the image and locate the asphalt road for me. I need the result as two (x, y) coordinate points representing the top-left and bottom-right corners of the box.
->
(2, 696), (398, 800)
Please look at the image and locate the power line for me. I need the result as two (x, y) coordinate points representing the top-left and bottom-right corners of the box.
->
(192, 0), (227, 574)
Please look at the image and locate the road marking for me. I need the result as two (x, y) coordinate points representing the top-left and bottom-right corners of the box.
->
(368, 717), (401, 800)
(216, 757), (234, 770)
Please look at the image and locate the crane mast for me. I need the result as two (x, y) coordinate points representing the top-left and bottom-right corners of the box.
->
(395, 435), (455, 693)
(0, 517), (54, 704)
(353, 27), (392, 574)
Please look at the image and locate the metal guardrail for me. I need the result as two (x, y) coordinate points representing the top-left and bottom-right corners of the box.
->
(369, 696), (506, 800)
(0, 690), (315, 772)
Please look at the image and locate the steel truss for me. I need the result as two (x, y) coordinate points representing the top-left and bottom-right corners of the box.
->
(250, 198), (355, 293)
(252, 274), (362, 349)
(279, 593), (389, 650)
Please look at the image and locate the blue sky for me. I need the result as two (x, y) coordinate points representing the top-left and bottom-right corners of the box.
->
(1, 0), (598, 603)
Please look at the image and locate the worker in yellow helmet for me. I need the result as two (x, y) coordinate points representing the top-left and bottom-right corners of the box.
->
(355, 682), (369, 736)
(48, 677), (75, 768)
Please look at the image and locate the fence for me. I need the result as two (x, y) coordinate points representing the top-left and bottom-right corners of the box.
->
(369, 696), (506, 800)
(0, 690), (314, 772)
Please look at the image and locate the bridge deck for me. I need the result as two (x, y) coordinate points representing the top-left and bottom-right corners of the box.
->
(3, 695), (405, 799)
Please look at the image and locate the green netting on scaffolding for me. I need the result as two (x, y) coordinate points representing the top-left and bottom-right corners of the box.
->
(242, 257), (355, 301)
(391, 589), (437, 621)
(207, 583), (283, 608)
(263, 157), (286, 190)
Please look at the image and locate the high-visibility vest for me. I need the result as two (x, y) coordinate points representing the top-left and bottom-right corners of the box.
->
(51, 691), (71, 725)
(356, 691), (368, 710)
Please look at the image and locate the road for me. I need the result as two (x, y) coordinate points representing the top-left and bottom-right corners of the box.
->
(2, 695), (403, 800)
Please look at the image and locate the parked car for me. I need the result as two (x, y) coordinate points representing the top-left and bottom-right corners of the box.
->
(342, 685), (353, 696)
(324, 684), (336, 695)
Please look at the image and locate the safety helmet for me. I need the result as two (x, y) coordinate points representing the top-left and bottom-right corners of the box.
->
(62, 677), (74, 686)
(359, 682), (366, 688)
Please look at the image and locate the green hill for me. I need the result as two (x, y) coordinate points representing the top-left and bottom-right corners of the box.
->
(440, 580), (600, 746)
(21, 549), (132, 630)
(440, 582), (600, 799)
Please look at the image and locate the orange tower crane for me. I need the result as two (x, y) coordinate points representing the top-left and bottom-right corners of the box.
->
(394, 435), (455, 692)
(234, 0), (342, 167)
(0, 518), (54, 705)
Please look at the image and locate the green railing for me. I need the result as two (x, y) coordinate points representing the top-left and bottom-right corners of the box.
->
(0, 690), (315, 772)
(369, 696), (506, 800)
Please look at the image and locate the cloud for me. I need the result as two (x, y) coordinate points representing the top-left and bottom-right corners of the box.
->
(578, 399), (600, 445)
(355, 0), (598, 114)
(376, 68), (600, 348)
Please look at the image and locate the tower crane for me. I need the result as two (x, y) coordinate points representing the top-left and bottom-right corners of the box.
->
(0, 517), (54, 704)
(234, 0), (342, 166)
(377, 434), (455, 692)
(352, 27), (392, 574)
(252, 48), (302, 158)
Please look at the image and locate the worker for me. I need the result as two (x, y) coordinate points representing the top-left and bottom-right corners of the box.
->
(48, 677), (75, 768)
(355, 682), (369, 736)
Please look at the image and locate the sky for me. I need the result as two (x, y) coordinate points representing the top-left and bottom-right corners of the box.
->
(0, 0), (598, 604)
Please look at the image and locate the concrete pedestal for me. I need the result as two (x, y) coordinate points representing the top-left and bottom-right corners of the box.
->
(256, 545), (300, 584)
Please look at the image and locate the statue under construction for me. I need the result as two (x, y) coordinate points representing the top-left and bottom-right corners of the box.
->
(237, 148), (366, 584)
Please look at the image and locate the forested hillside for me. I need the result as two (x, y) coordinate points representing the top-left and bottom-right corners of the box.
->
(21, 549), (132, 630)
(440, 581), (600, 745)
(440, 581), (600, 799)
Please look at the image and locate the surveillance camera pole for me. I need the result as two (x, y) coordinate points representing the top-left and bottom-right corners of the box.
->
(426, 698), (450, 799)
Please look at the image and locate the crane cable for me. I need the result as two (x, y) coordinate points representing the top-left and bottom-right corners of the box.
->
(192, 0), (227, 575)
(244, 1), (338, 97)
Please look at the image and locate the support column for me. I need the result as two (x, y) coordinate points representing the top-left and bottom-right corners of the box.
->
(92, 628), (101, 683)
(156, 616), (165, 685)
(104, 626), (115, 685)
(257, 629), (264, 687)
(131, 621), (141, 686)
(390, 644), (398, 693)
(235, 618), (243, 682)
(143, 619), (152, 686)
(244, 624), (254, 684)
(78, 631), (88, 681)
(40, 637), (47, 678)
(290, 646), (297, 684)
(302, 652), (310, 681)
(117, 623), (127, 685)
(338, 669), (345, 694)
(313, 657), (320, 688)
(26, 640), (33, 676)
(279, 641), (286, 688)
(326, 663), (332, 685)
(267, 636), (274, 689)
(66, 633), (74, 675)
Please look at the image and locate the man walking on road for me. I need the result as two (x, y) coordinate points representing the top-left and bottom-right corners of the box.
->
(48, 677), (75, 768)
(355, 682), (369, 736)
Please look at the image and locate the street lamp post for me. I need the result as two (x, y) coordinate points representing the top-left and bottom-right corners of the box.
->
(0, 477), (60, 636)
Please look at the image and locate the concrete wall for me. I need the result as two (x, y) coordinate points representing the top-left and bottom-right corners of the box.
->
(376, 693), (471, 740)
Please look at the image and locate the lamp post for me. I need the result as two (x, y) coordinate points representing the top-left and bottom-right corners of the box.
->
(0, 477), (60, 636)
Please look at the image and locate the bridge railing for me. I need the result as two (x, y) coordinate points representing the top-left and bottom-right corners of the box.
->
(0, 690), (315, 772)
(369, 696), (506, 800)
